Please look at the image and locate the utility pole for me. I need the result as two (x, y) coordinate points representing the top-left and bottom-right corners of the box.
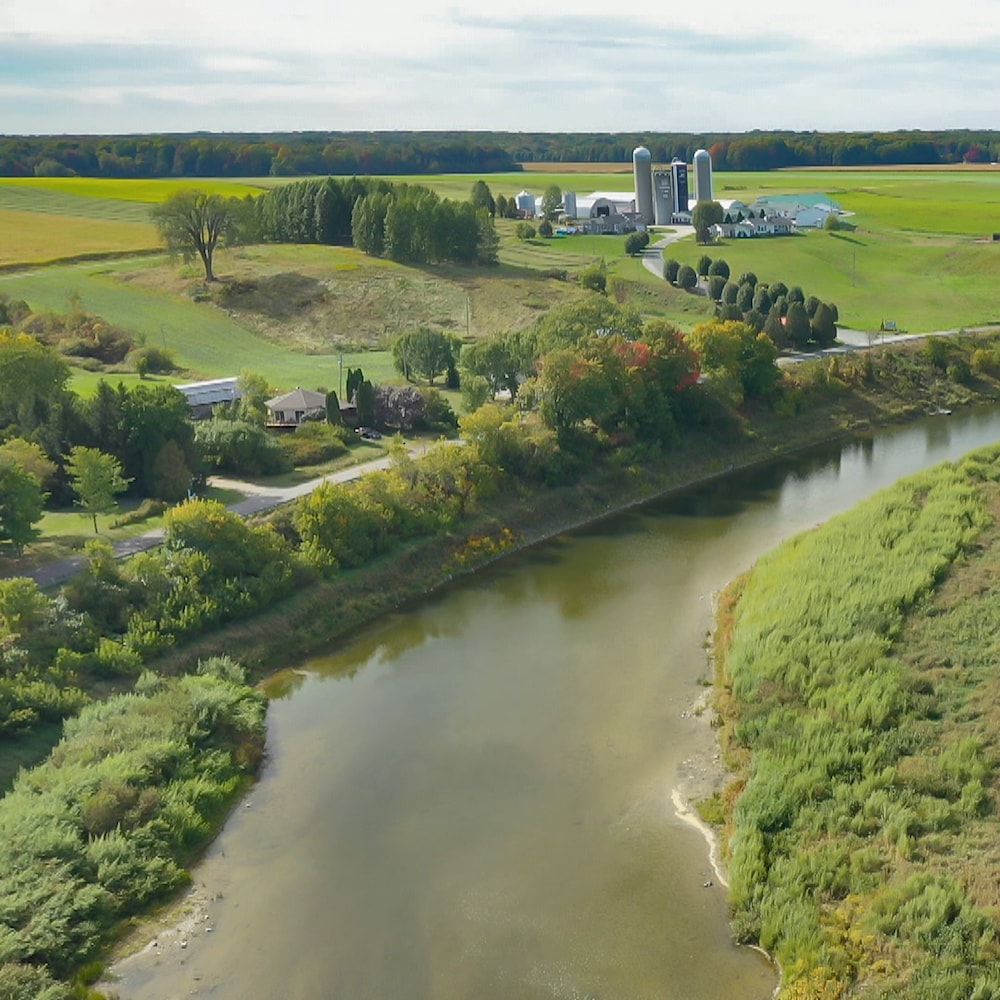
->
(339, 353), (343, 398)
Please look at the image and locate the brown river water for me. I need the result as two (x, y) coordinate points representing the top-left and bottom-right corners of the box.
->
(110, 407), (1000, 1000)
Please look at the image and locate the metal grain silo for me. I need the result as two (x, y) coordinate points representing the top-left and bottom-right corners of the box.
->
(632, 147), (654, 225)
(693, 149), (713, 203)
(515, 190), (537, 217)
(563, 191), (577, 219)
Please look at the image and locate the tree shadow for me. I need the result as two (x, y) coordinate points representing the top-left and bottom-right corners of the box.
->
(829, 232), (867, 246)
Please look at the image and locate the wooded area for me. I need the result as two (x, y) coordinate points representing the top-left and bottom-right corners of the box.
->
(1, 129), (996, 178)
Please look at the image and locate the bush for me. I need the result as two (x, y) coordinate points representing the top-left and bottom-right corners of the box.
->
(111, 498), (168, 528)
(971, 348), (1000, 376)
(663, 258), (680, 283)
(707, 275), (727, 301)
(924, 337), (950, 370)
(420, 388), (459, 432)
(280, 421), (350, 466)
(195, 419), (290, 476)
(580, 261), (607, 294)
(708, 258), (730, 279)
(947, 359), (972, 384)
(537, 219), (553, 238)
(130, 346), (178, 374)
(676, 265), (698, 290)
(515, 221), (536, 241)
(624, 232), (648, 256)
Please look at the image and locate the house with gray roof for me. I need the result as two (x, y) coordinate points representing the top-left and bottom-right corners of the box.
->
(265, 388), (327, 427)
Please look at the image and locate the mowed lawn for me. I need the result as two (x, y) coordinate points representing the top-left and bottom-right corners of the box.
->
(662, 228), (1000, 332)
(718, 168), (1000, 237)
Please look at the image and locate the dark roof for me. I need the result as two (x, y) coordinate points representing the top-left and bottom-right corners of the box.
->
(265, 388), (327, 410)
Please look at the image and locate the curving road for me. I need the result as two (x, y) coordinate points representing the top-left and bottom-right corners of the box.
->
(21, 443), (442, 588)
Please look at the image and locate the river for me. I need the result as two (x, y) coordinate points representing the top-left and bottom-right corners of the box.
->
(111, 406), (1000, 1000)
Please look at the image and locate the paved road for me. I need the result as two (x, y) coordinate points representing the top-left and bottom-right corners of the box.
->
(21, 443), (441, 588)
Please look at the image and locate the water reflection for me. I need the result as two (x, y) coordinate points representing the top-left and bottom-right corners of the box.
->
(114, 406), (1000, 1000)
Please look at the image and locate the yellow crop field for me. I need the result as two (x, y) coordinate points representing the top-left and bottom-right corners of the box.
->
(0, 208), (158, 267)
(0, 176), (268, 203)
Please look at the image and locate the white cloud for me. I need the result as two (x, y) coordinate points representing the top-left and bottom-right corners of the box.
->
(1, 0), (999, 132)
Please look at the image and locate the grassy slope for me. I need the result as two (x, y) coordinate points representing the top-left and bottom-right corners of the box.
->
(0, 255), (397, 389)
(714, 444), (1000, 998)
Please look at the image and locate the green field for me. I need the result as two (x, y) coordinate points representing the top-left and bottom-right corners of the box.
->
(0, 255), (398, 393)
(2, 167), (999, 348)
(662, 227), (1000, 332)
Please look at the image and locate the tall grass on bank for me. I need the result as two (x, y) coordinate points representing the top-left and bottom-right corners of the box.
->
(716, 446), (1000, 998)
(0, 658), (264, 997)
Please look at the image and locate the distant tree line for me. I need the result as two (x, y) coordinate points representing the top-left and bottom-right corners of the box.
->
(0, 133), (519, 179)
(2, 129), (997, 178)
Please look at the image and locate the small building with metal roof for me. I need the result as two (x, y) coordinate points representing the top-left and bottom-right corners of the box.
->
(175, 377), (242, 420)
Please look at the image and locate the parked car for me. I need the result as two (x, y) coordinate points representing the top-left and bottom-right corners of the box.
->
(356, 427), (382, 440)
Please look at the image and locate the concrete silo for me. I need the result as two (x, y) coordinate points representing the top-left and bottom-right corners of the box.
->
(652, 170), (672, 226)
(693, 149), (713, 203)
(632, 146), (654, 226)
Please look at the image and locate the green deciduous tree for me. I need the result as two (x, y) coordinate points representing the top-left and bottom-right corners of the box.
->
(689, 320), (779, 403)
(0, 459), (46, 554)
(461, 330), (536, 399)
(0, 331), (71, 440)
(533, 348), (616, 442)
(692, 200), (724, 243)
(152, 189), (235, 281)
(393, 328), (460, 385)
(541, 184), (562, 220)
(534, 295), (642, 351)
(0, 439), (56, 492)
(66, 446), (132, 533)
(122, 384), (197, 498)
(470, 180), (496, 217)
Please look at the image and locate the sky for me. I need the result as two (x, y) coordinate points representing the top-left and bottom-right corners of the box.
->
(2, 0), (1000, 136)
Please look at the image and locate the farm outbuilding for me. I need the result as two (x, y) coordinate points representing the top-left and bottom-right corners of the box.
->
(175, 377), (241, 420)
